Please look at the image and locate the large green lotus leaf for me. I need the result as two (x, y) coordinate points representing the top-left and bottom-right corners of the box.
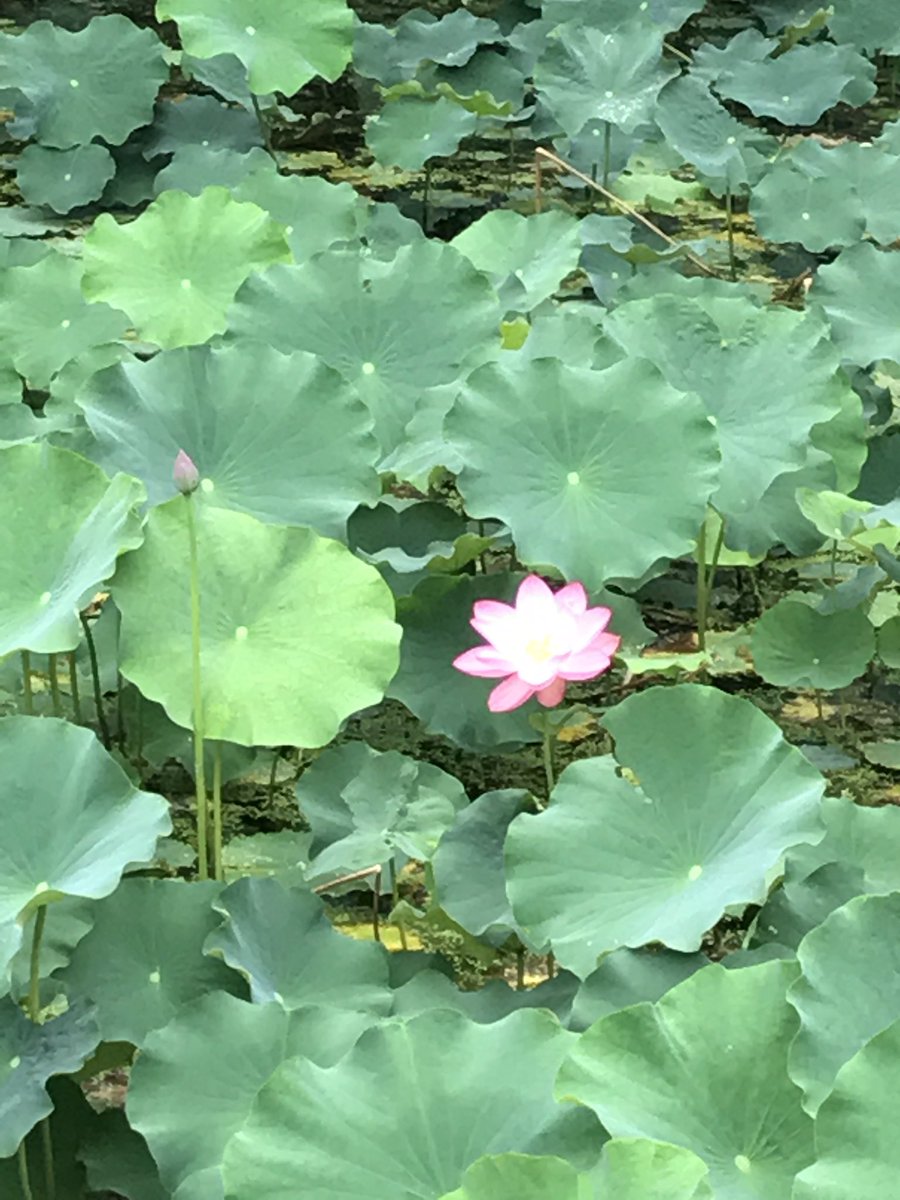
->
(129, 992), (374, 1200)
(788, 892), (900, 1116)
(355, 9), (500, 85)
(432, 789), (531, 939)
(446, 356), (719, 588)
(76, 343), (379, 538)
(451, 211), (581, 313)
(569, 949), (708, 1033)
(367, 96), (477, 170)
(591, 1139), (712, 1198)
(304, 749), (467, 884)
(794, 1016), (900, 1198)
(143, 94), (262, 158)
(232, 172), (368, 264)
(388, 574), (540, 751)
(751, 599), (874, 689)
(439, 1153), (584, 1200)
(222, 1009), (602, 1200)
(813, 242), (900, 367)
(16, 144), (115, 214)
(713, 40), (875, 125)
(506, 685), (824, 976)
(205, 877), (392, 1014)
(559, 961), (811, 1199)
(83, 187), (291, 350)
(0, 718), (170, 990)
(227, 242), (500, 455)
(751, 157), (865, 251)
(0, 16), (168, 148)
(114, 499), (401, 747)
(0, 444), (144, 656)
(542, 0), (703, 28)
(828, 0), (900, 53)
(156, 0), (353, 95)
(153, 145), (272, 198)
(0, 252), (128, 388)
(603, 295), (845, 520)
(535, 21), (677, 137)
(779, 793), (900, 897)
(442, 1140), (712, 1200)
(0, 999), (99, 1157)
(751, 138), (900, 250)
(653, 75), (753, 192)
(725, 386), (865, 559)
(296, 742), (382, 857)
(55, 879), (245, 1045)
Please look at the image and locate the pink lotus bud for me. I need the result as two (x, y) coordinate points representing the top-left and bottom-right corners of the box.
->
(173, 449), (200, 495)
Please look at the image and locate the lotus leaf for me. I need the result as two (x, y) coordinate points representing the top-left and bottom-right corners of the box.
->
(0, 717), (170, 991)
(222, 1009), (602, 1200)
(114, 499), (401, 747)
(0, 16), (168, 148)
(0, 444), (144, 657)
(558, 961), (812, 1199)
(156, 0), (353, 96)
(505, 685), (824, 975)
(227, 241), (500, 455)
(446, 355), (719, 587)
(83, 186), (291, 350)
(76, 343), (379, 538)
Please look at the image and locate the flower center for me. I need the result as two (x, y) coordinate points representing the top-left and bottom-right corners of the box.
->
(525, 634), (554, 663)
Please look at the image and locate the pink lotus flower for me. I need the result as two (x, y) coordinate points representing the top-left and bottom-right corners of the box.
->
(453, 575), (621, 712)
(173, 448), (200, 495)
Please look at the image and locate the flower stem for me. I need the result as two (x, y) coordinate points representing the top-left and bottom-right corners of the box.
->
(48, 654), (62, 718)
(697, 519), (725, 652)
(602, 119), (612, 200)
(80, 613), (111, 750)
(185, 495), (209, 882)
(40, 1121), (56, 1200)
(725, 185), (736, 280)
(28, 905), (47, 1022)
(67, 651), (82, 724)
(542, 727), (555, 799)
(389, 859), (408, 950)
(17, 1143), (34, 1200)
(20, 651), (33, 715)
(212, 744), (223, 883)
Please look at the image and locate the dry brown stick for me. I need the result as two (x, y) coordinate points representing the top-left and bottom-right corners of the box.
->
(312, 864), (382, 894)
(534, 145), (720, 277)
(313, 864), (384, 942)
(534, 148), (544, 213)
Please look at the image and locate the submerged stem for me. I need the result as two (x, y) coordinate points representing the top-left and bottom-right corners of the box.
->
(185, 496), (209, 881)
(40, 1121), (56, 1200)
(602, 120), (611, 201)
(389, 859), (408, 950)
(67, 651), (82, 724)
(80, 613), (111, 749)
(212, 744), (223, 883)
(21, 650), (33, 716)
(251, 94), (277, 164)
(48, 654), (62, 718)
(725, 186), (736, 280)
(542, 728), (555, 800)
(28, 905), (47, 1022)
(17, 1144), (34, 1200)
